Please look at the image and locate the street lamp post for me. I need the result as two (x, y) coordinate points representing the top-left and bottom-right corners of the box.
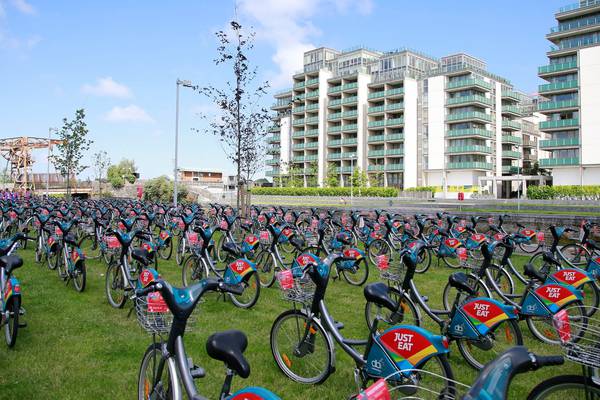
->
(174, 79), (195, 207)
(47, 127), (58, 198)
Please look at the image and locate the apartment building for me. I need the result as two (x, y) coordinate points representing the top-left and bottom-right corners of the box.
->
(266, 47), (542, 197)
(537, 0), (600, 185)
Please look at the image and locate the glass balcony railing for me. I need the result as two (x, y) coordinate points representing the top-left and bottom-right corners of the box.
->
(292, 118), (304, 126)
(342, 138), (358, 145)
(501, 90), (521, 101)
(306, 78), (319, 86)
(538, 80), (578, 93)
(386, 118), (404, 126)
(337, 166), (354, 173)
(385, 164), (404, 171)
(306, 103), (319, 111)
(328, 139), (342, 146)
(368, 165), (384, 171)
(292, 130), (304, 138)
(292, 143), (305, 150)
(368, 105), (385, 114)
(265, 169), (280, 176)
(447, 145), (492, 154)
(268, 125), (279, 133)
(305, 141), (319, 149)
(368, 120), (385, 128)
(327, 153), (342, 160)
(305, 154), (318, 162)
(447, 111), (492, 122)
(447, 128), (494, 139)
(385, 148), (404, 156)
(502, 165), (520, 174)
(368, 88), (404, 99)
(266, 159), (279, 165)
(446, 78), (492, 91)
(328, 126), (342, 133)
(539, 137), (580, 148)
(342, 96), (358, 104)
(368, 135), (385, 143)
(268, 135), (280, 142)
(558, 0), (600, 13)
(329, 98), (342, 107)
(328, 112), (342, 120)
(368, 150), (385, 157)
(502, 105), (522, 115)
(368, 90), (385, 99)
(328, 82), (358, 93)
(387, 133), (404, 141)
(539, 157), (580, 167)
(538, 61), (578, 75)
(305, 116), (319, 124)
(502, 120), (522, 130)
(293, 81), (305, 89)
(342, 124), (358, 132)
(447, 162), (493, 170)
(447, 95), (492, 106)
(502, 135), (523, 144)
(537, 99), (579, 111)
(305, 129), (319, 137)
(386, 103), (404, 111)
(342, 110), (358, 118)
(539, 118), (579, 130)
(502, 150), (521, 158)
(306, 90), (319, 98)
(292, 156), (305, 162)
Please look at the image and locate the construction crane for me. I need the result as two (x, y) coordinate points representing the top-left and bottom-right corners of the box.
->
(0, 136), (62, 190)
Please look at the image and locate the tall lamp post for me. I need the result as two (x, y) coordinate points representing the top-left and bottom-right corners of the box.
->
(174, 79), (195, 207)
(47, 127), (58, 197)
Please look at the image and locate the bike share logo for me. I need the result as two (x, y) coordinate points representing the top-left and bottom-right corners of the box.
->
(393, 332), (414, 351)
(453, 324), (464, 334)
(370, 358), (384, 372)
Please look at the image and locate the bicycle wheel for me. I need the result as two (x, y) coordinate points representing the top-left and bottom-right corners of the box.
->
(229, 271), (260, 309)
(442, 246), (464, 269)
(580, 281), (600, 317)
(485, 265), (515, 298)
(4, 296), (20, 347)
(47, 246), (59, 270)
(526, 300), (587, 345)
(518, 241), (540, 254)
(365, 287), (420, 331)
(414, 246), (432, 274)
(181, 255), (204, 287)
(215, 234), (226, 263)
(271, 309), (333, 384)
(392, 354), (455, 400)
(138, 342), (178, 400)
(255, 250), (278, 288)
(105, 262), (127, 308)
(456, 319), (523, 370)
(35, 236), (45, 264)
(157, 238), (172, 260)
(175, 238), (185, 266)
(367, 239), (392, 266)
(341, 257), (369, 286)
(79, 234), (101, 260)
(560, 243), (591, 268)
(442, 275), (492, 311)
(72, 262), (86, 292)
(527, 375), (600, 400)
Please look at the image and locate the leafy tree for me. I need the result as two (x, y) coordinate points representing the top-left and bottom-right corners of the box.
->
(325, 163), (340, 188)
(286, 165), (304, 188)
(351, 167), (368, 188)
(369, 171), (384, 187)
(50, 109), (93, 198)
(107, 159), (137, 189)
(196, 21), (271, 213)
(305, 162), (318, 187)
(92, 150), (110, 196)
(143, 176), (188, 202)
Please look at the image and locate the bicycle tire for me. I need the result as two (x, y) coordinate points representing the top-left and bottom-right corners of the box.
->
(4, 296), (20, 347)
(341, 256), (369, 286)
(560, 243), (591, 268)
(229, 270), (260, 309)
(526, 300), (587, 345)
(157, 238), (173, 260)
(442, 274), (492, 311)
(137, 342), (178, 400)
(255, 250), (278, 288)
(365, 287), (421, 331)
(527, 375), (600, 400)
(72, 262), (86, 292)
(78, 234), (101, 260)
(181, 255), (204, 287)
(367, 239), (392, 266)
(105, 262), (127, 308)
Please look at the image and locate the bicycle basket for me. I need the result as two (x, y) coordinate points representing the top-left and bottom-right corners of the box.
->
(554, 305), (600, 368)
(377, 255), (405, 283)
(276, 269), (315, 304)
(135, 294), (173, 335)
(259, 230), (271, 245)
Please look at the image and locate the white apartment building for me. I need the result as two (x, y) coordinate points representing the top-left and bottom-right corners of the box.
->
(266, 48), (543, 198)
(537, 0), (600, 185)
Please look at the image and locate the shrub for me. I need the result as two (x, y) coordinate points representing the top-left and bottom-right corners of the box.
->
(250, 187), (398, 197)
(527, 185), (600, 199)
(143, 176), (189, 202)
(405, 186), (437, 193)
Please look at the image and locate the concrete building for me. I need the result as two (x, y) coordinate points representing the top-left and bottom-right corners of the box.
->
(537, 0), (600, 185)
(177, 168), (223, 187)
(266, 47), (542, 197)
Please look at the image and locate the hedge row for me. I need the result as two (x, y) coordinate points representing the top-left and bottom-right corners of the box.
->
(527, 185), (600, 199)
(404, 186), (437, 193)
(251, 186), (398, 197)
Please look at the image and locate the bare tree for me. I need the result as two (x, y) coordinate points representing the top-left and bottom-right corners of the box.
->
(92, 150), (110, 196)
(195, 20), (271, 212)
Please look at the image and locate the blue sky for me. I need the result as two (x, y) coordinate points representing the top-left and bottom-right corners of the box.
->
(0, 0), (569, 180)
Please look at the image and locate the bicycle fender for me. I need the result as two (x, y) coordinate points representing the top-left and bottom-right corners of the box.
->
(452, 297), (517, 338)
(3, 277), (21, 312)
(547, 267), (592, 289)
(523, 283), (583, 315)
(227, 386), (281, 400)
(224, 259), (257, 285)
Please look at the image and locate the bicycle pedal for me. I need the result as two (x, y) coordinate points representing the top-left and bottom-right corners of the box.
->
(18, 321), (27, 328)
(190, 366), (206, 379)
(19, 307), (26, 316)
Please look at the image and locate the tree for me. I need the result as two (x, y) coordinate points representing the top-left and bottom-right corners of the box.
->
(196, 21), (271, 213)
(325, 163), (340, 188)
(306, 162), (318, 187)
(369, 171), (384, 187)
(92, 150), (110, 196)
(351, 167), (368, 188)
(50, 109), (93, 199)
(107, 159), (137, 189)
(143, 176), (188, 202)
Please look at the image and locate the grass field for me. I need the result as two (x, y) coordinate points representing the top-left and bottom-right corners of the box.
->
(0, 239), (580, 399)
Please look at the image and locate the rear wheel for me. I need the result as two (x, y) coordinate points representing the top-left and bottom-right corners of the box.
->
(341, 257), (369, 286)
(526, 300), (587, 345)
(137, 343), (178, 400)
(560, 243), (591, 268)
(367, 239), (392, 266)
(72, 262), (86, 292)
(4, 296), (20, 347)
(365, 287), (420, 331)
(414, 246), (432, 274)
(175, 238), (185, 266)
(157, 238), (172, 260)
(229, 271), (260, 309)
(395, 354), (456, 400)
(442, 274), (492, 311)
(105, 262), (127, 308)
(255, 250), (278, 288)
(47, 245), (59, 270)
(79, 234), (101, 259)
(442, 246), (464, 269)
(181, 255), (204, 287)
(528, 375), (600, 400)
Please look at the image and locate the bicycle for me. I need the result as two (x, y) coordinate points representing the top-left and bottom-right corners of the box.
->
(0, 253), (25, 347)
(134, 271), (281, 400)
(52, 219), (87, 292)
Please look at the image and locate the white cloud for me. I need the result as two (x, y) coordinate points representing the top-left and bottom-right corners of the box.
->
(105, 105), (154, 123)
(239, 0), (373, 88)
(82, 77), (133, 98)
(9, 0), (35, 15)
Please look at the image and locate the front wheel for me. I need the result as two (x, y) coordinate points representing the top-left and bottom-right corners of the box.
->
(175, 238), (185, 266)
(560, 243), (591, 268)
(442, 274), (492, 311)
(229, 271), (260, 309)
(341, 257), (369, 286)
(79, 234), (101, 260)
(400, 354), (456, 400)
(72, 262), (86, 292)
(181, 255), (204, 287)
(105, 262), (127, 308)
(365, 287), (420, 331)
(157, 238), (173, 260)
(47, 247), (59, 270)
(527, 375), (600, 400)
(366, 239), (392, 266)
(255, 250), (278, 288)
(456, 319), (523, 370)
(270, 309), (333, 384)
(4, 297), (20, 347)
(526, 300), (587, 345)
(138, 343), (178, 400)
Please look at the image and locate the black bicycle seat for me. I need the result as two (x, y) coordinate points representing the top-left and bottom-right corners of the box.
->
(64, 233), (79, 247)
(0, 255), (23, 276)
(523, 263), (546, 282)
(222, 241), (241, 257)
(363, 282), (398, 312)
(542, 251), (561, 267)
(448, 272), (477, 296)
(205, 330), (250, 378)
(132, 248), (152, 266)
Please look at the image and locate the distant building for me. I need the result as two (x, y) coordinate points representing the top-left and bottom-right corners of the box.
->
(178, 169), (223, 187)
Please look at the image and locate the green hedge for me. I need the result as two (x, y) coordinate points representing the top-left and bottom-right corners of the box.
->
(251, 186), (398, 197)
(404, 186), (437, 193)
(527, 185), (600, 199)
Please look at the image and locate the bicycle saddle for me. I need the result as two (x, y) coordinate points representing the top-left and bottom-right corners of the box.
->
(523, 263), (546, 282)
(335, 232), (352, 245)
(206, 330), (250, 378)
(541, 251), (561, 267)
(222, 241), (241, 257)
(132, 248), (153, 266)
(0, 255), (23, 276)
(448, 272), (477, 296)
(363, 282), (398, 312)
(64, 233), (79, 247)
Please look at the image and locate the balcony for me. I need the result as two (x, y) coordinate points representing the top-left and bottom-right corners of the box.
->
(502, 165), (520, 174)
(292, 130), (304, 138)
(502, 105), (522, 116)
(446, 78), (492, 91)
(328, 112), (342, 121)
(385, 164), (404, 171)
(266, 169), (280, 177)
(447, 95), (492, 107)
(539, 157), (580, 167)
(538, 60), (578, 76)
(292, 118), (305, 126)
(328, 98), (342, 108)
(447, 162), (493, 170)
(266, 158), (279, 166)
(328, 126), (342, 133)
(502, 135), (523, 145)
(538, 80), (578, 94)
(342, 123), (358, 132)
(386, 102), (404, 111)
(502, 150), (521, 159)
(539, 118), (579, 130)
(386, 148), (404, 156)
(502, 120), (522, 131)
(328, 153), (342, 160)
(368, 90), (385, 99)
(336, 166), (354, 173)
(328, 82), (358, 94)
(447, 145), (492, 154)
(305, 129), (319, 137)
(537, 99), (579, 112)
(306, 90), (319, 99)
(292, 155), (305, 162)
(501, 90), (521, 102)
(446, 111), (492, 123)
(292, 106), (305, 114)
(267, 135), (280, 143)
(341, 152), (357, 159)
(386, 118), (404, 127)
(267, 146), (280, 155)
(447, 128), (493, 139)
(368, 150), (385, 157)
(306, 78), (319, 87)
(268, 125), (279, 133)
(387, 133), (404, 141)
(341, 110), (358, 119)
(292, 143), (305, 150)
(305, 142), (319, 149)
(368, 105), (385, 114)
(306, 103), (319, 111)
(539, 137), (580, 148)
(368, 165), (384, 171)
(293, 81), (305, 89)
(368, 134), (385, 143)
(386, 88), (404, 97)
(328, 139), (342, 147)
(342, 96), (358, 105)
(305, 116), (319, 125)
(305, 154), (318, 162)
(368, 120), (385, 128)
(342, 138), (358, 145)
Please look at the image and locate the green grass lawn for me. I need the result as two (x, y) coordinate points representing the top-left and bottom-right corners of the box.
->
(0, 242), (579, 399)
